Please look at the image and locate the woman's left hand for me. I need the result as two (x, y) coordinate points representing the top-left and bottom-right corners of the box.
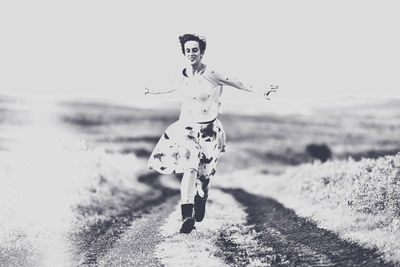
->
(263, 85), (279, 100)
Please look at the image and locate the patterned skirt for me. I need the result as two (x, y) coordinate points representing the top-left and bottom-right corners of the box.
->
(147, 118), (226, 178)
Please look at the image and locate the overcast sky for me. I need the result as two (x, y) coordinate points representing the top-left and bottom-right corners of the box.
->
(1, 0), (399, 101)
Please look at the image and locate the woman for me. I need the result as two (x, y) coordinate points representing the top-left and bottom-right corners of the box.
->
(145, 34), (260, 234)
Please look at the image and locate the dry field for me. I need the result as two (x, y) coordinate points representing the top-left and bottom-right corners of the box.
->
(1, 95), (399, 266)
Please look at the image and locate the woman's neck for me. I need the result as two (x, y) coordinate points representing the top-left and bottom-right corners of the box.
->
(187, 62), (205, 76)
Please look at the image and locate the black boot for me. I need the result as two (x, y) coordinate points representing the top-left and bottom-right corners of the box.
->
(180, 204), (195, 234)
(194, 175), (209, 222)
(194, 194), (207, 222)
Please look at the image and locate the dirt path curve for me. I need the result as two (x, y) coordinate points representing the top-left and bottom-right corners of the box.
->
(97, 195), (179, 266)
(71, 172), (180, 266)
(219, 188), (392, 267)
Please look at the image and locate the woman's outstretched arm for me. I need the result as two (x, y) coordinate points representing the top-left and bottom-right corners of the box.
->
(144, 73), (184, 95)
(144, 86), (179, 95)
(210, 70), (254, 92)
(210, 70), (262, 96)
(209, 70), (278, 100)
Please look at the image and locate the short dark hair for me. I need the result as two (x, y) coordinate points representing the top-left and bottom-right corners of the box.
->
(179, 34), (207, 55)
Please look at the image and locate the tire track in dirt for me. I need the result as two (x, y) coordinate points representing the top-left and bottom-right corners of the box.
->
(219, 188), (393, 267)
(97, 195), (180, 266)
(71, 172), (180, 265)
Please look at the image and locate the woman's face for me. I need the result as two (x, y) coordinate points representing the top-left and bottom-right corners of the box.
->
(184, 40), (203, 65)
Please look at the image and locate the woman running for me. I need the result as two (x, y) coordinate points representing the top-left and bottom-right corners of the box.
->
(145, 33), (262, 234)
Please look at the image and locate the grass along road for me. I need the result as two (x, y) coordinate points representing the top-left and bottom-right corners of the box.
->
(220, 187), (391, 267)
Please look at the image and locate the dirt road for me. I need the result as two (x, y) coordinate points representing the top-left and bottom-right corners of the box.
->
(65, 172), (391, 267)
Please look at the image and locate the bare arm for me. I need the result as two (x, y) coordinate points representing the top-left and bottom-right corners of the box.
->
(210, 70), (278, 100)
(210, 70), (255, 93)
(144, 87), (178, 95)
(144, 74), (184, 95)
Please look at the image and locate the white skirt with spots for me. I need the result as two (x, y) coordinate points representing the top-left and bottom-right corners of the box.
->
(147, 118), (226, 177)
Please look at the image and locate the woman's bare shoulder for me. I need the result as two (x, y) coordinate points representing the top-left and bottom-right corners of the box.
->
(204, 67), (226, 85)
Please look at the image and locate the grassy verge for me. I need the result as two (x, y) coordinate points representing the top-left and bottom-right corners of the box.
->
(277, 154), (400, 263)
(216, 153), (400, 264)
(0, 149), (147, 265)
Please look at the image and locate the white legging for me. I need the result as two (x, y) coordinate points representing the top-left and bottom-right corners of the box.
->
(181, 168), (210, 204)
